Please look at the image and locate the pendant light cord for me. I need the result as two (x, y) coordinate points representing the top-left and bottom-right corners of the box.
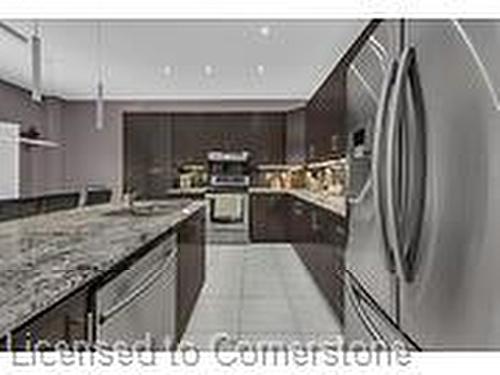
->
(34, 20), (39, 37)
(97, 21), (103, 85)
(31, 20), (42, 102)
(95, 21), (105, 130)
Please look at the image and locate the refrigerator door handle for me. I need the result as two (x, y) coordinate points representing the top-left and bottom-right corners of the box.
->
(372, 59), (398, 270)
(402, 48), (427, 282)
(385, 46), (427, 282)
(385, 49), (409, 280)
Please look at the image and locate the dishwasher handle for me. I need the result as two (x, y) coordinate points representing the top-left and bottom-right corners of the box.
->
(99, 248), (177, 325)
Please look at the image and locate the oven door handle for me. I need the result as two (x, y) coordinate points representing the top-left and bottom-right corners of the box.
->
(98, 248), (177, 325)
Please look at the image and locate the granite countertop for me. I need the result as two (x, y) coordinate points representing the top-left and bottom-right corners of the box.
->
(0, 199), (205, 338)
(164, 186), (346, 216)
(288, 189), (347, 217)
(248, 187), (347, 217)
(166, 187), (208, 195)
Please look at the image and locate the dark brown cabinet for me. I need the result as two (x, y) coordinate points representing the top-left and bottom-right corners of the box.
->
(6, 287), (90, 351)
(288, 198), (315, 243)
(249, 191), (347, 326)
(305, 63), (347, 162)
(290, 200), (347, 326)
(175, 207), (206, 343)
(250, 193), (290, 242)
(303, 21), (380, 162)
(124, 113), (174, 199)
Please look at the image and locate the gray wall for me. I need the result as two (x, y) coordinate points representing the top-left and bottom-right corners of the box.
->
(0, 75), (312, 199)
(0, 80), (65, 196)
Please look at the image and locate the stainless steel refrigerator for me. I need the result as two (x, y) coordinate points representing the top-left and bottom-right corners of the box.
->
(343, 19), (500, 350)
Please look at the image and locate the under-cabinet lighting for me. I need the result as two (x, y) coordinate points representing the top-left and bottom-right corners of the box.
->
(95, 21), (105, 130)
(96, 81), (104, 130)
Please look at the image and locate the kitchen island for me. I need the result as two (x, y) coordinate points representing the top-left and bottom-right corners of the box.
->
(0, 199), (206, 350)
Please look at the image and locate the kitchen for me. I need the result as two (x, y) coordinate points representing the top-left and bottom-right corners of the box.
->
(1, 17), (500, 356)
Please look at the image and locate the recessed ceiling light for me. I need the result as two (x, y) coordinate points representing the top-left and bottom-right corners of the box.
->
(204, 65), (214, 77)
(260, 26), (271, 37)
(163, 65), (172, 76)
(257, 65), (265, 75)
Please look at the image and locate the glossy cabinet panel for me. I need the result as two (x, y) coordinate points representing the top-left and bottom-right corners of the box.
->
(249, 192), (347, 325)
(175, 207), (206, 344)
(0, 192), (80, 222)
(249, 193), (289, 242)
(6, 287), (90, 351)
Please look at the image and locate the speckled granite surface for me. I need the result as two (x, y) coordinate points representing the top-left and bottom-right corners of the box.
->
(167, 187), (347, 217)
(166, 188), (207, 195)
(249, 188), (347, 217)
(0, 200), (205, 338)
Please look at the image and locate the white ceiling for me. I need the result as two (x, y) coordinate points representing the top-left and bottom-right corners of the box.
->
(0, 20), (367, 103)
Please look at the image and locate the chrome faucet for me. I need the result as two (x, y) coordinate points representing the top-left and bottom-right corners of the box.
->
(124, 188), (139, 210)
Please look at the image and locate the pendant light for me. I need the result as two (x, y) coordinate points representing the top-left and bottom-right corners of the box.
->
(31, 21), (42, 102)
(95, 21), (104, 130)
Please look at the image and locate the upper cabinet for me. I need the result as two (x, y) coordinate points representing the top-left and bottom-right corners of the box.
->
(171, 112), (286, 166)
(305, 63), (348, 161)
(303, 21), (381, 162)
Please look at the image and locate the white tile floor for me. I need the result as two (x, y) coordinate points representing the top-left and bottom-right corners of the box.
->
(181, 243), (342, 350)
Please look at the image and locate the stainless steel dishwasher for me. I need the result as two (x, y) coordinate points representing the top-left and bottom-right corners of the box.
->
(95, 233), (177, 351)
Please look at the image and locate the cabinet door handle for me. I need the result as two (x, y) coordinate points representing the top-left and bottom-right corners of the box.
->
(86, 311), (94, 345)
(293, 206), (303, 215)
(311, 210), (319, 232)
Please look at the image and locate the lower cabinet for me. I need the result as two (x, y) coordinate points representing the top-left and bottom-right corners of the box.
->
(250, 193), (289, 242)
(291, 201), (347, 326)
(176, 207), (206, 344)
(293, 241), (345, 326)
(288, 198), (315, 242)
(250, 191), (347, 327)
(6, 287), (90, 351)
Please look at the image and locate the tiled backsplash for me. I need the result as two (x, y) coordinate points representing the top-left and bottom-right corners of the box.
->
(255, 158), (348, 197)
